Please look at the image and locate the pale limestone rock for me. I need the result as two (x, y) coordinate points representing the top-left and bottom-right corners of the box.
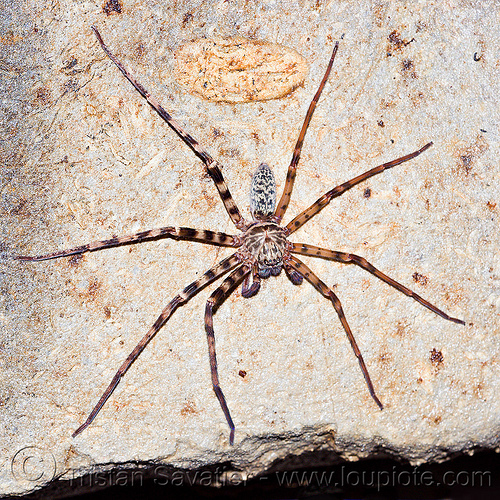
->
(2, 0), (499, 496)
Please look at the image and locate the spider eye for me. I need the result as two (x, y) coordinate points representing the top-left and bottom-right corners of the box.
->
(250, 163), (277, 219)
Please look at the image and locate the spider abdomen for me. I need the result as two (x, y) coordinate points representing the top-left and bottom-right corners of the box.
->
(243, 223), (288, 278)
(250, 163), (277, 219)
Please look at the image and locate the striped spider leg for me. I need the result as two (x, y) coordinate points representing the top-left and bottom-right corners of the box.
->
(16, 27), (465, 445)
(281, 150), (465, 411)
(16, 26), (251, 441)
(91, 26), (244, 230)
(72, 254), (242, 438)
(281, 141), (465, 411)
(16, 26), (256, 444)
(16, 224), (243, 440)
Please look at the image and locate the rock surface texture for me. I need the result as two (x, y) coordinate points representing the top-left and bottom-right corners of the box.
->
(1, 0), (499, 496)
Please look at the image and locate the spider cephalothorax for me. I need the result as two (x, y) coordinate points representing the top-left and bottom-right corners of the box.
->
(240, 221), (288, 279)
(17, 27), (465, 445)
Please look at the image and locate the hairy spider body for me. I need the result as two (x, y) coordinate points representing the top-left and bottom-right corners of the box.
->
(16, 27), (465, 445)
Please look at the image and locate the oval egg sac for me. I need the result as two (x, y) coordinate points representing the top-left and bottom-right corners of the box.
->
(174, 37), (309, 103)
